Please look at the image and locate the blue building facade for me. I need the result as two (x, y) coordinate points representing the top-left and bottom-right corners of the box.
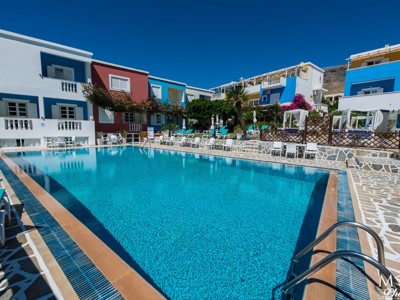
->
(344, 61), (400, 96)
(148, 76), (187, 131)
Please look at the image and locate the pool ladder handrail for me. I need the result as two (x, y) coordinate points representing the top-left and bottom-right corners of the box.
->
(282, 250), (398, 298)
(283, 221), (393, 299)
(291, 221), (385, 274)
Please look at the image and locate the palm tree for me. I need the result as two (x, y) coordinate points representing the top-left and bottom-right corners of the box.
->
(226, 87), (249, 136)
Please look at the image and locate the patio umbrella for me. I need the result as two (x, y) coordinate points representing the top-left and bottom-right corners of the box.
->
(253, 110), (257, 123)
(182, 119), (186, 130)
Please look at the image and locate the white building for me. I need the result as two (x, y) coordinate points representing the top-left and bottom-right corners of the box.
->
(0, 30), (95, 148)
(211, 62), (326, 110)
(186, 86), (213, 102)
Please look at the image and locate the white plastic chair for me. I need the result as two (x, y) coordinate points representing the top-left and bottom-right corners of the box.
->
(285, 143), (298, 158)
(0, 188), (11, 247)
(177, 136), (187, 147)
(165, 136), (175, 145)
(303, 143), (318, 159)
(223, 139), (234, 151)
(270, 141), (283, 156)
(191, 137), (201, 148)
(205, 138), (216, 149)
(56, 136), (66, 147)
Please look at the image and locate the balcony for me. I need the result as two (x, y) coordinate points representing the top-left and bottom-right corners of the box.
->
(245, 84), (261, 94)
(313, 103), (328, 113)
(261, 77), (287, 89)
(339, 91), (400, 111)
(211, 93), (225, 100)
(41, 77), (84, 101)
(0, 117), (95, 147)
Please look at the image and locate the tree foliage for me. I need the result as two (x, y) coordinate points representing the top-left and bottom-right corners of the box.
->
(82, 83), (185, 117)
(281, 94), (312, 111)
(226, 87), (249, 136)
(186, 99), (235, 128)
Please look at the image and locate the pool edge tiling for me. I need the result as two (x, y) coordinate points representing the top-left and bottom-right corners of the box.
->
(0, 154), (164, 300)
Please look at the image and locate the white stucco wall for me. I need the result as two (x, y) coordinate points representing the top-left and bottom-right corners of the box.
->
(186, 86), (213, 101)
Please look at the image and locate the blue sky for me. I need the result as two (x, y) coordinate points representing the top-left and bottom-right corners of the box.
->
(1, 0), (399, 88)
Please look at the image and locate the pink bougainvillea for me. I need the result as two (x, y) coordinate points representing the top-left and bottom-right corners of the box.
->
(280, 94), (312, 112)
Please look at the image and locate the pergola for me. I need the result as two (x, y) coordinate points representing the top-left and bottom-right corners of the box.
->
(338, 109), (383, 131)
(282, 109), (309, 130)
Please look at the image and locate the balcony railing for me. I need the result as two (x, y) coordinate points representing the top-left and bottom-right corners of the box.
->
(261, 77), (287, 89)
(339, 91), (400, 111)
(211, 93), (225, 100)
(313, 103), (328, 113)
(4, 118), (33, 130)
(61, 81), (78, 93)
(0, 117), (96, 147)
(245, 84), (261, 94)
(128, 124), (141, 132)
(58, 120), (82, 130)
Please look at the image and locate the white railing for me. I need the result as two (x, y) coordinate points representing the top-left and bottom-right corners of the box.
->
(61, 81), (78, 93)
(261, 77), (286, 89)
(4, 118), (33, 130)
(211, 93), (225, 100)
(339, 91), (400, 111)
(245, 84), (261, 94)
(0, 117), (96, 146)
(313, 103), (328, 113)
(129, 124), (141, 132)
(57, 120), (82, 130)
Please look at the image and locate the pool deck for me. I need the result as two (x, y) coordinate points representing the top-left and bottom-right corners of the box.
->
(0, 144), (399, 299)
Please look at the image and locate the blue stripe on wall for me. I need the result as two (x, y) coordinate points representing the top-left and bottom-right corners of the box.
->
(43, 98), (88, 120)
(40, 52), (86, 83)
(344, 61), (400, 96)
(350, 79), (395, 96)
(259, 77), (297, 104)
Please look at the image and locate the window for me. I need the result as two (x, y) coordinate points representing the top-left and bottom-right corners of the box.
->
(248, 100), (259, 107)
(110, 75), (130, 92)
(361, 57), (389, 67)
(47, 65), (75, 81)
(8, 102), (27, 117)
(262, 95), (268, 102)
(156, 113), (162, 124)
(60, 106), (75, 119)
(151, 85), (162, 99)
(124, 112), (135, 123)
(358, 87), (384, 95)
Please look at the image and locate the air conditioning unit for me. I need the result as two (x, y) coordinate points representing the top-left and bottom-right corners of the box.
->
(265, 89), (271, 94)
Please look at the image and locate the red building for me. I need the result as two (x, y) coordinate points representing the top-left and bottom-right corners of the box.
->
(91, 60), (149, 137)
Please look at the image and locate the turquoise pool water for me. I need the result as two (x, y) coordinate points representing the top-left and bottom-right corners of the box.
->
(10, 147), (329, 299)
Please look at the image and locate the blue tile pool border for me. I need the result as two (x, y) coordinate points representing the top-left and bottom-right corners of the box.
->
(335, 170), (370, 300)
(0, 158), (122, 300)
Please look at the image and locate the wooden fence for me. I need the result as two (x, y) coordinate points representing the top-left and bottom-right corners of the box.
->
(261, 116), (400, 150)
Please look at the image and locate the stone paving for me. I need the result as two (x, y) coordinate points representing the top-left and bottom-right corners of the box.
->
(349, 169), (400, 278)
(0, 174), (63, 300)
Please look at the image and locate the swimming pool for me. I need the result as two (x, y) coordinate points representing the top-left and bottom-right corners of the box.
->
(9, 147), (329, 299)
